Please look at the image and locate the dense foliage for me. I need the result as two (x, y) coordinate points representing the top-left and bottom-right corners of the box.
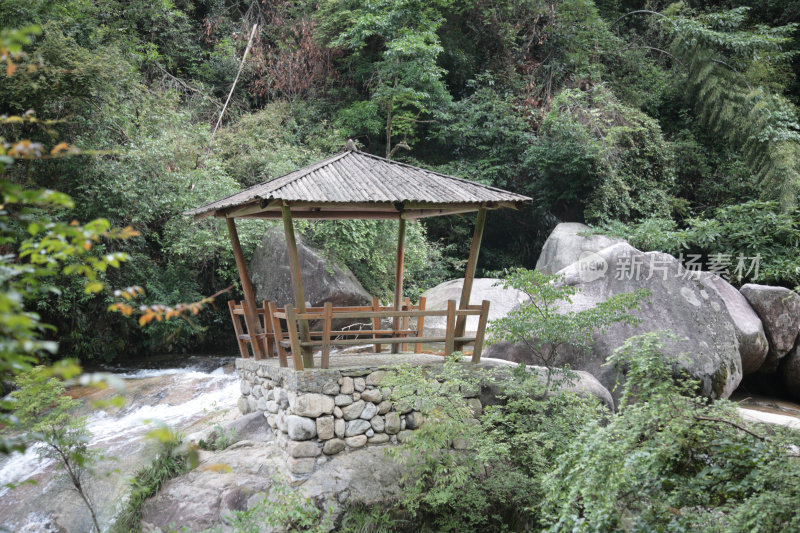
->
(374, 335), (800, 532)
(2, 0), (799, 363)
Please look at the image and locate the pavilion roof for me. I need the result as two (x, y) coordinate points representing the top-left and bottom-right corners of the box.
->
(185, 148), (531, 220)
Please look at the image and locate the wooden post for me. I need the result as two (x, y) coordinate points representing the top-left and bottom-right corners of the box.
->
(226, 217), (265, 358)
(281, 205), (314, 368)
(471, 300), (491, 364)
(228, 300), (249, 358)
(262, 300), (274, 357)
(400, 297), (411, 352)
(268, 301), (288, 368)
(371, 297), (382, 353)
(444, 299), (456, 356)
(415, 297), (426, 353)
(392, 218), (407, 354)
(321, 302), (332, 369)
(286, 305), (304, 370)
(455, 207), (486, 350)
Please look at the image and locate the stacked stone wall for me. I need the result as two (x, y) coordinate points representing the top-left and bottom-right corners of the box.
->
(236, 359), (481, 477)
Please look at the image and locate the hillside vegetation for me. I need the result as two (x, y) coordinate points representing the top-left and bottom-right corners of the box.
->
(2, 0), (800, 362)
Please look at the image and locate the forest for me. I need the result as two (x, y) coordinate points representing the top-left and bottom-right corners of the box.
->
(2, 0), (800, 362)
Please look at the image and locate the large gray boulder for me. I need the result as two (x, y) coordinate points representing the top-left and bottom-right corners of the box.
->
(421, 278), (530, 337)
(486, 243), (744, 399)
(535, 222), (623, 275)
(698, 276), (768, 374)
(478, 357), (615, 410)
(740, 284), (800, 372)
(249, 226), (372, 326)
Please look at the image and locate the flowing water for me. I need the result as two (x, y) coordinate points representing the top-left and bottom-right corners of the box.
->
(0, 357), (240, 532)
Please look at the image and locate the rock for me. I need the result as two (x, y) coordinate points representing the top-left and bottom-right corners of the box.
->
(293, 393), (335, 418)
(485, 243), (744, 400)
(360, 402), (378, 420)
(286, 415), (317, 440)
(237, 396), (250, 415)
(240, 380), (251, 395)
(377, 400), (392, 415)
(345, 435), (368, 449)
(249, 226), (372, 326)
(699, 276), (768, 374)
(366, 429), (375, 437)
(366, 371), (389, 386)
(370, 415), (385, 432)
(289, 457), (317, 475)
(341, 400), (365, 420)
(535, 222), (623, 275)
(360, 388), (382, 403)
(406, 411), (424, 429)
(340, 377), (355, 395)
(345, 419), (371, 437)
(740, 284), (800, 368)
(287, 441), (322, 458)
(467, 398), (482, 417)
(333, 406), (343, 418)
(322, 382), (340, 395)
(334, 418), (345, 438)
(256, 397), (267, 411)
(265, 400), (280, 414)
(368, 433), (390, 444)
(354, 377), (366, 392)
(334, 394), (353, 407)
(385, 412), (401, 434)
(316, 416), (335, 440)
(397, 430), (414, 443)
(323, 438), (346, 455)
(353, 392), (361, 401)
(422, 278), (530, 338)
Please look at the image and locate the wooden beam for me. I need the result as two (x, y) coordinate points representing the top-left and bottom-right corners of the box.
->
(445, 299), (456, 356)
(455, 207), (487, 350)
(285, 305), (304, 370)
(281, 205), (314, 367)
(226, 217), (264, 358)
(392, 217), (407, 354)
(240, 210), (402, 220)
(472, 300), (491, 364)
(321, 302), (332, 369)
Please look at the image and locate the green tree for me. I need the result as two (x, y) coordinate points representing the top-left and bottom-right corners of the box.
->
(6, 367), (101, 531)
(489, 268), (647, 391)
(322, 0), (452, 157)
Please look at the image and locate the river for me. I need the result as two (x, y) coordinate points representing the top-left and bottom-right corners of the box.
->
(0, 356), (239, 532)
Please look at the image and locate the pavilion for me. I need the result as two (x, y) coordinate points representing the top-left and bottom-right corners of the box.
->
(185, 143), (531, 370)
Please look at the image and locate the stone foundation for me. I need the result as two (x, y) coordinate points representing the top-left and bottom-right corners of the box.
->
(235, 354), (481, 477)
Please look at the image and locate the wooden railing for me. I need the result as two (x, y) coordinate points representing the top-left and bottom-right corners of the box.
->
(228, 297), (491, 370)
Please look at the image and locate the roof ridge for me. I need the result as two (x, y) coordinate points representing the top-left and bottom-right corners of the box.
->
(354, 151), (523, 197)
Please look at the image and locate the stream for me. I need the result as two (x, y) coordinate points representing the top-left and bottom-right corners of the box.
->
(0, 356), (239, 532)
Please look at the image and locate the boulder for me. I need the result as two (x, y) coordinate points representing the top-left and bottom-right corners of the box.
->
(740, 284), (800, 372)
(535, 222), (623, 275)
(698, 276), (768, 374)
(249, 226), (371, 327)
(421, 278), (530, 337)
(478, 357), (615, 410)
(485, 243), (744, 399)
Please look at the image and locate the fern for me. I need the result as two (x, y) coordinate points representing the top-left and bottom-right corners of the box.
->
(662, 7), (800, 210)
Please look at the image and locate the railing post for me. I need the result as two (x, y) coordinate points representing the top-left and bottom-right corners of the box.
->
(471, 300), (491, 364)
(445, 299), (456, 356)
(261, 300), (274, 358)
(241, 299), (263, 360)
(371, 297), (382, 353)
(322, 302), (332, 369)
(286, 306), (304, 370)
(415, 297), (426, 353)
(268, 301), (288, 368)
(228, 300), (249, 358)
(401, 297), (411, 352)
